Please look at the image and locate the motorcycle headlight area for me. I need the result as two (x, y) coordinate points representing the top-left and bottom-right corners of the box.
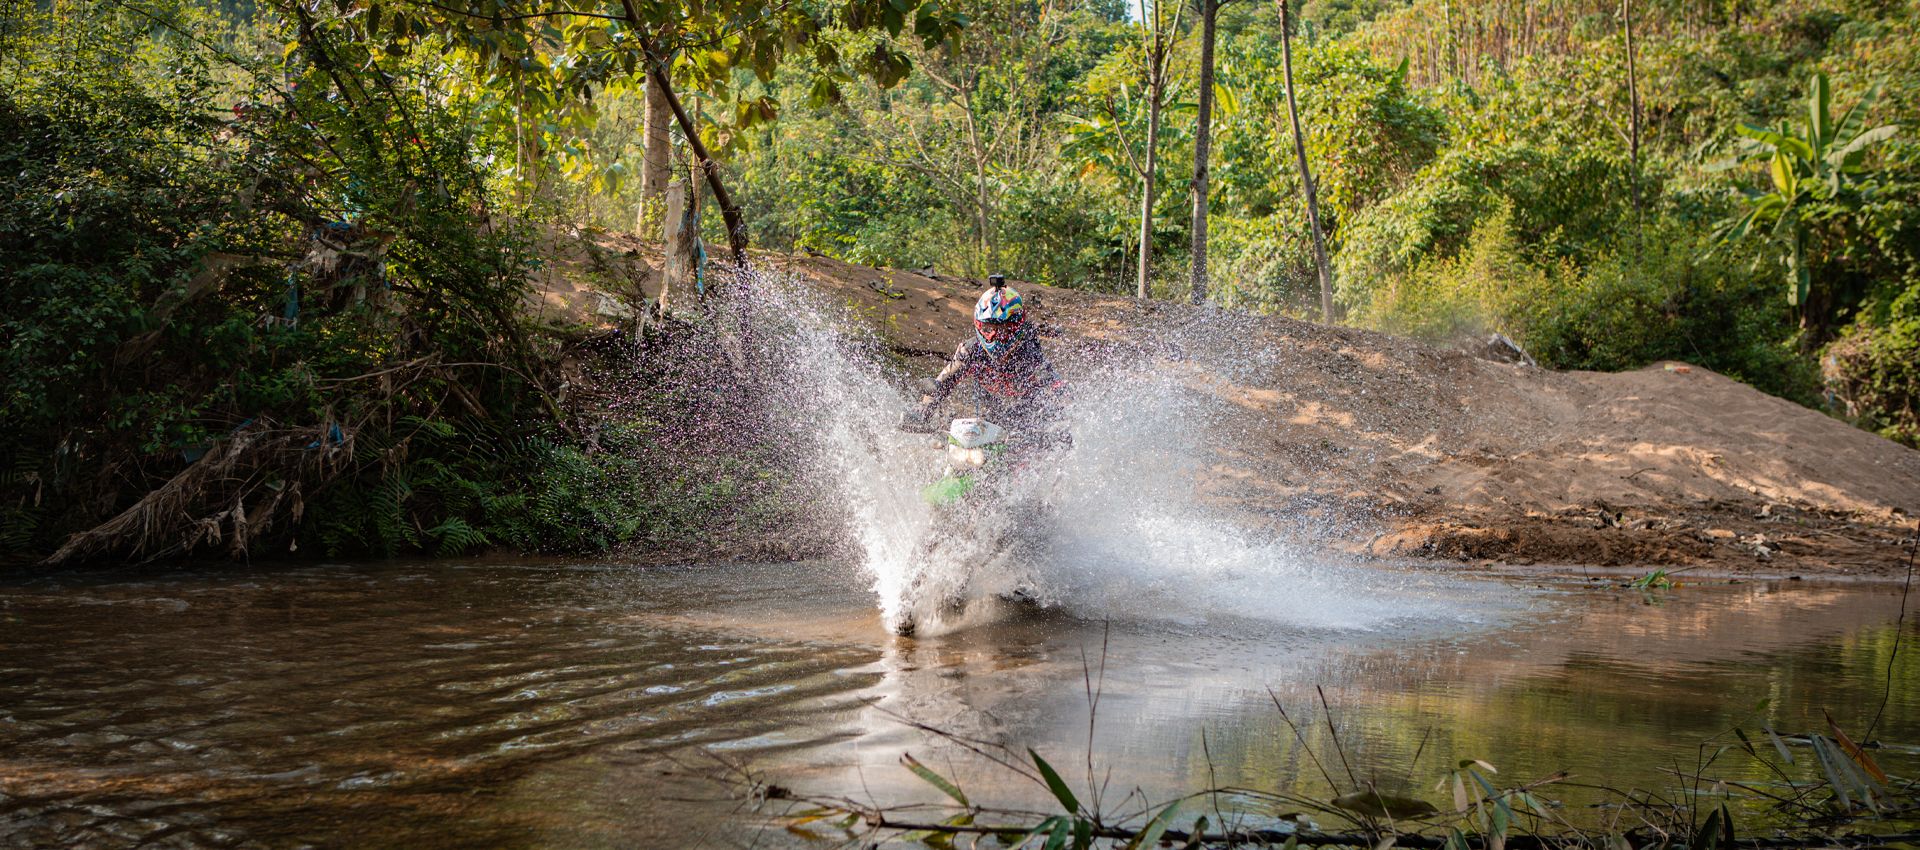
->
(945, 444), (989, 467)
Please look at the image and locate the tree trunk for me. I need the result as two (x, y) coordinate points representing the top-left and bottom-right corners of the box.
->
(1137, 83), (1163, 299)
(1622, 0), (1642, 221)
(1277, 0), (1335, 322)
(616, 1), (748, 265)
(638, 68), (673, 233)
(961, 88), (997, 273)
(659, 180), (700, 315)
(1188, 0), (1218, 306)
(644, 56), (748, 266)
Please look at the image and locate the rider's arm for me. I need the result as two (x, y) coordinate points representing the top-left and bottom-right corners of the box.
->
(921, 338), (975, 409)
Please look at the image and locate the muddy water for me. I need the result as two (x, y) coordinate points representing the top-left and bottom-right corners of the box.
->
(1, 561), (1916, 849)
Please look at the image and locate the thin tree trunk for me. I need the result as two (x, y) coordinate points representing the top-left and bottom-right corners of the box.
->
(1623, 0), (1640, 165)
(617, 0), (748, 265)
(639, 68), (672, 232)
(1137, 95), (1162, 299)
(1277, 0), (1335, 322)
(1188, 0), (1218, 306)
(1622, 0), (1642, 220)
(644, 55), (748, 265)
(961, 88), (997, 272)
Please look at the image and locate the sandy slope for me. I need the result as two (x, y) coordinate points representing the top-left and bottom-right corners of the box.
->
(550, 234), (1920, 575)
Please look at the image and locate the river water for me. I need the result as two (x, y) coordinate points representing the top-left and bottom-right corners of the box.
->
(1, 559), (1915, 849)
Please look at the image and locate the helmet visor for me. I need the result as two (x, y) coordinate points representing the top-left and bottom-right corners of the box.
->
(977, 321), (1020, 343)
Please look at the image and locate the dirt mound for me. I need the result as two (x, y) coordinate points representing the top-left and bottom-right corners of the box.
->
(552, 233), (1920, 576)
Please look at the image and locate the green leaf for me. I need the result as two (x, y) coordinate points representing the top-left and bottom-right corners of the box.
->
(1124, 801), (1183, 850)
(1808, 72), (1831, 148)
(902, 753), (970, 808)
(1030, 749), (1080, 814)
(1764, 727), (1795, 764)
(1734, 122), (1790, 147)
(1832, 81), (1883, 142)
(1693, 804), (1724, 850)
(1018, 817), (1064, 849)
(1044, 817), (1071, 850)
(1770, 152), (1796, 195)
(1809, 735), (1860, 809)
(1827, 125), (1898, 167)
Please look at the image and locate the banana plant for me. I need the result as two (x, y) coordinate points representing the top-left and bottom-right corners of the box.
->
(1710, 72), (1898, 313)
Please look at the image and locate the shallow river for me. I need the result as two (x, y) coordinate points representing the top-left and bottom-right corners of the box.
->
(1, 559), (1915, 848)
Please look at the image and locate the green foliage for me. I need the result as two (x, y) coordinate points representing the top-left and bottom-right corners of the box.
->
(1350, 206), (1822, 404)
(1628, 568), (1676, 589)
(0, 2), (596, 561)
(1349, 203), (1555, 340)
(1825, 284), (1920, 445)
(1336, 142), (1635, 308)
(1710, 72), (1900, 314)
(314, 416), (797, 557)
(1514, 227), (1820, 404)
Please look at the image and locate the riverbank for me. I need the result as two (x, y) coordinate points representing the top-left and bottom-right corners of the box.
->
(550, 229), (1920, 577)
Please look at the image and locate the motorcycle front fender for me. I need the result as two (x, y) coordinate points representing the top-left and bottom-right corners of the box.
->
(921, 473), (976, 506)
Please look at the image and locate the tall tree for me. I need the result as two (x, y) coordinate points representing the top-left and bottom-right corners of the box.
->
(1188, 0), (1221, 305)
(638, 69), (672, 232)
(1275, 0), (1334, 320)
(1137, 0), (1183, 299)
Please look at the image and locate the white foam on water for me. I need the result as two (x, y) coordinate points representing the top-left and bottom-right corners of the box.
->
(725, 272), (1508, 637)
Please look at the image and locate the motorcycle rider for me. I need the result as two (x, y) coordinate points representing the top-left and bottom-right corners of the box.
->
(912, 274), (1067, 434)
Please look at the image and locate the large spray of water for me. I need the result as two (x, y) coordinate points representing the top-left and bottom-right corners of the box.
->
(713, 271), (1500, 636)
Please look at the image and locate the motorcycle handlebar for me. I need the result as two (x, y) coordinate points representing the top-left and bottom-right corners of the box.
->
(898, 409), (939, 434)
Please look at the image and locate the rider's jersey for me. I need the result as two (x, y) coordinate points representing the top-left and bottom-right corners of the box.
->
(927, 326), (1065, 426)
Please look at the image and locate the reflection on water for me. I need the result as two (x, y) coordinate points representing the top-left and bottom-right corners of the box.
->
(1, 561), (1915, 848)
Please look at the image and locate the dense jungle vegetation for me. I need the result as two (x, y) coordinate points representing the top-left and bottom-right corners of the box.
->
(1, 0), (1915, 564)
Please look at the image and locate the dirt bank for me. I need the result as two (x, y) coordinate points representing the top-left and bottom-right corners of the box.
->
(547, 232), (1920, 576)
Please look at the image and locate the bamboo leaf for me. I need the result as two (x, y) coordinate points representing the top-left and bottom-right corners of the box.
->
(1124, 801), (1183, 850)
(1029, 749), (1081, 815)
(1765, 727), (1795, 764)
(902, 753), (971, 808)
(1809, 735), (1860, 810)
(1021, 816), (1064, 849)
(1825, 711), (1890, 784)
(1694, 805), (1724, 850)
(1044, 816), (1071, 850)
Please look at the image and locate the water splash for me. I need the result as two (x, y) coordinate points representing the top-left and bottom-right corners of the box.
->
(718, 271), (1504, 636)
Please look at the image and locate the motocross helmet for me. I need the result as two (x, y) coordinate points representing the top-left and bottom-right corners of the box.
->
(973, 275), (1024, 359)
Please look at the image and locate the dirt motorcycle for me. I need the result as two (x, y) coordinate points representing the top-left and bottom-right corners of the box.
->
(889, 409), (1070, 636)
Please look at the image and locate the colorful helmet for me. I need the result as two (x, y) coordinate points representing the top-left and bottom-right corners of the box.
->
(973, 281), (1023, 326)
